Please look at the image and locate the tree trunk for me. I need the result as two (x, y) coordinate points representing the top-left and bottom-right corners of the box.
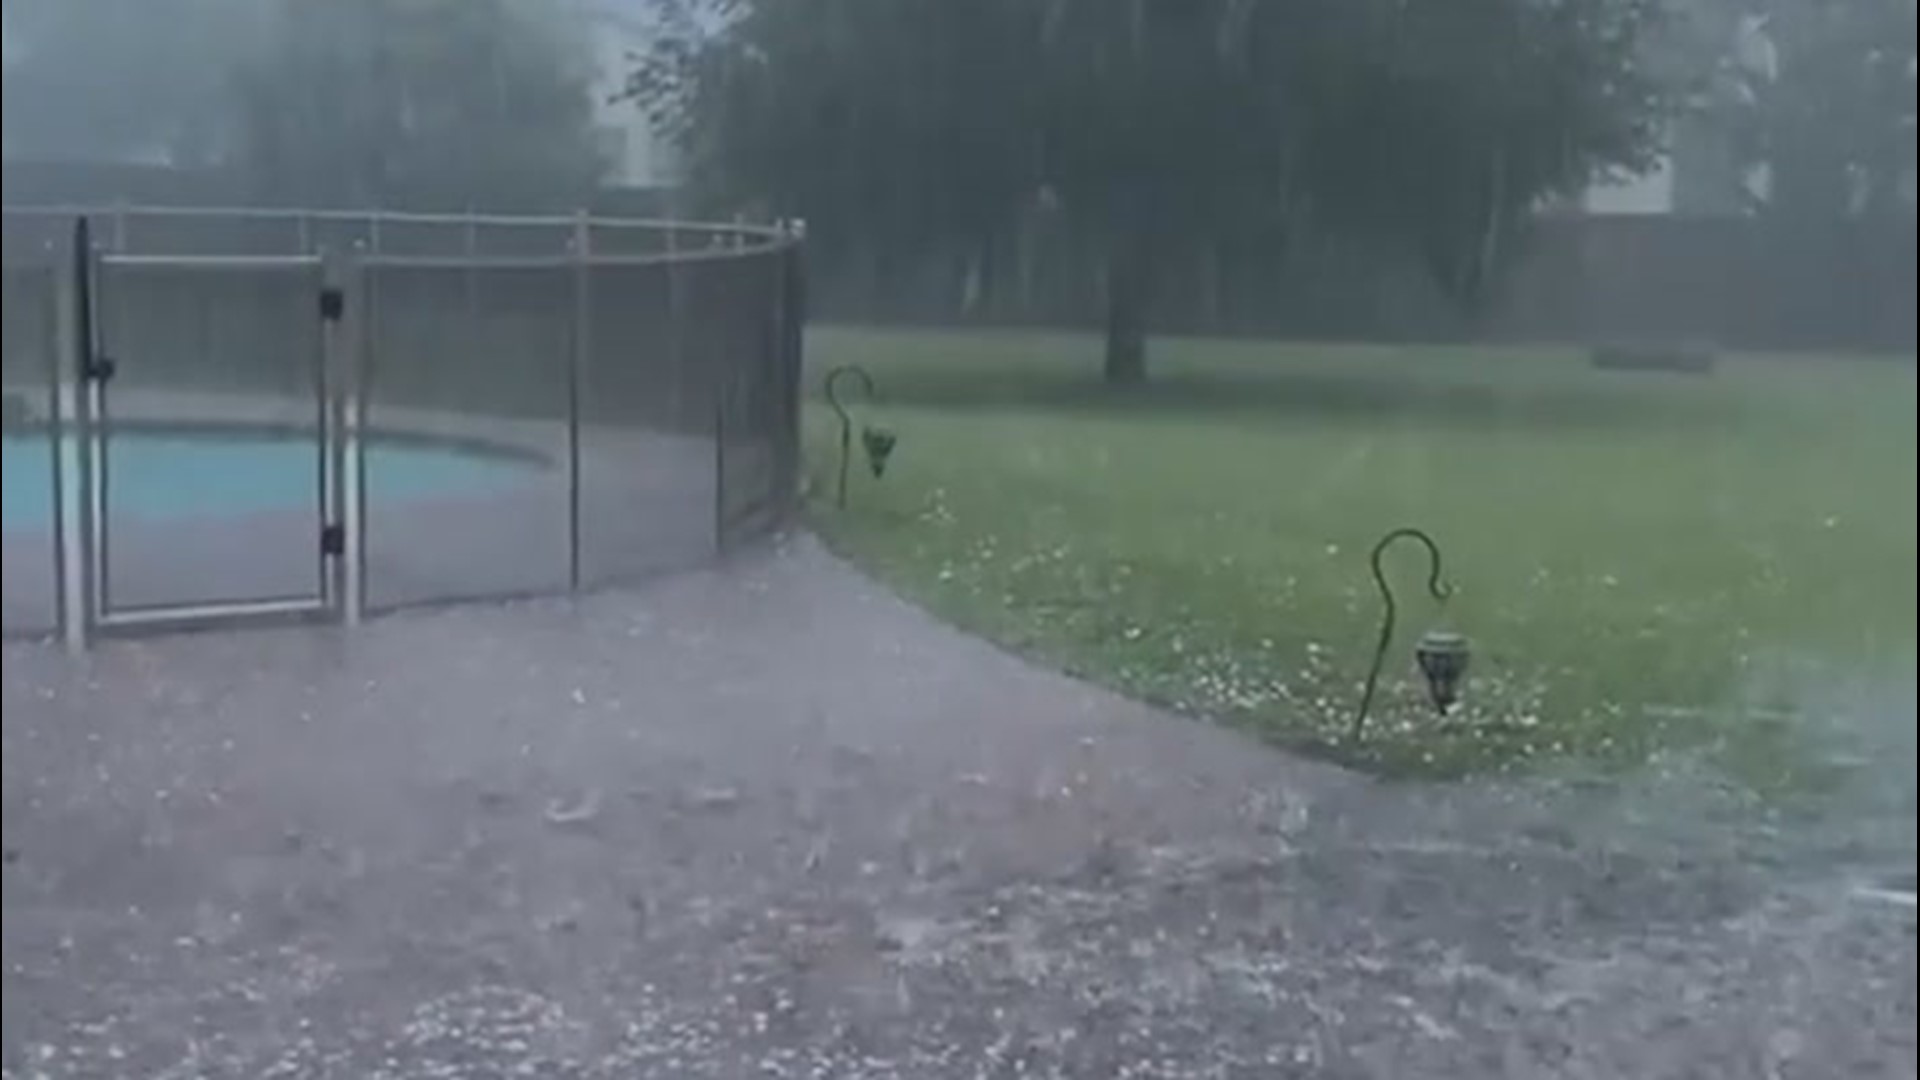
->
(1103, 238), (1151, 384)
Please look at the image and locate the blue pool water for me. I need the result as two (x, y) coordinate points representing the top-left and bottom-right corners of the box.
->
(2, 431), (543, 530)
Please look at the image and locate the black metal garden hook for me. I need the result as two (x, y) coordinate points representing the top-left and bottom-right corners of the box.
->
(825, 364), (895, 508)
(1352, 527), (1470, 739)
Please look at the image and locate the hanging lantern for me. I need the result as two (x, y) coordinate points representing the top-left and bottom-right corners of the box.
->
(1353, 528), (1476, 739)
(827, 365), (896, 507)
(1413, 629), (1471, 713)
(861, 425), (897, 478)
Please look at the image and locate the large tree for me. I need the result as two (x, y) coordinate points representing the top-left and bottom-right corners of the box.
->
(635, 0), (1667, 381)
(229, 0), (609, 209)
(1, 0), (267, 165)
(3, 0), (609, 209)
(1686, 0), (1916, 220)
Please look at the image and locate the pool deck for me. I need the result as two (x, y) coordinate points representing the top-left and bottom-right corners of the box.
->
(2, 535), (1913, 1078)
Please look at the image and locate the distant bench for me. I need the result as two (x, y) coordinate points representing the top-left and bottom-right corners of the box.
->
(1589, 342), (1718, 375)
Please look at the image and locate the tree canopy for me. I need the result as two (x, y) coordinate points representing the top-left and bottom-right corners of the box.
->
(636, 0), (1669, 379)
(230, 0), (608, 209)
(1, 0), (266, 166)
(1680, 0), (1916, 220)
(3, 0), (609, 210)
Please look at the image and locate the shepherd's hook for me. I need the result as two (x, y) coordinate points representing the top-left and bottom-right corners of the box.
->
(825, 364), (877, 508)
(1352, 527), (1452, 740)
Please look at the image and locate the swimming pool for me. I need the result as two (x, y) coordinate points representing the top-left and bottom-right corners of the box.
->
(2, 429), (546, 530)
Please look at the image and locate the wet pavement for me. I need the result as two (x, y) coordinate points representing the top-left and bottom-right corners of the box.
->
(2, 535), (1914, 1078)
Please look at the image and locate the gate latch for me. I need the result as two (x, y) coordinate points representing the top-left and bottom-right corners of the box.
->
(318, 287), (345, 322)
(320, 523), (345, 557)
(83, 354), (116, 382)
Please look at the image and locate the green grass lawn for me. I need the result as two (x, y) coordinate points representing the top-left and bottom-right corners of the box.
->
(802, 327), (1917, 782)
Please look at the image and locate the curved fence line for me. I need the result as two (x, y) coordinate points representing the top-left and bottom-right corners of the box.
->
(2, 203), (796, 244)
(1, 208), (806, 645)
(2, 205), (803, 273)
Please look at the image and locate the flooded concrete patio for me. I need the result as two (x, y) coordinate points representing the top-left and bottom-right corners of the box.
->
(2, 536), (1913, 1078)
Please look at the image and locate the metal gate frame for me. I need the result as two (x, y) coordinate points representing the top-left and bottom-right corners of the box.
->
(66, 217), (358, 640)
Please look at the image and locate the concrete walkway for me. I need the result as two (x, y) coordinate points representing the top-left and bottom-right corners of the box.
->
(2, 536), (1913, 1078)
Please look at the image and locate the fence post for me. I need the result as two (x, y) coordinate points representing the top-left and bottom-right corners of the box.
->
(53, 220), (91, 653)
(780, 219), (808, 517)
(320, 244), (362, 627)
(714, 346), (728, 554)
(339, 239), (368, 628)
(463, 206), (479, 321)
(666, 216), (686, 438)
(566, 210), (590, 592)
